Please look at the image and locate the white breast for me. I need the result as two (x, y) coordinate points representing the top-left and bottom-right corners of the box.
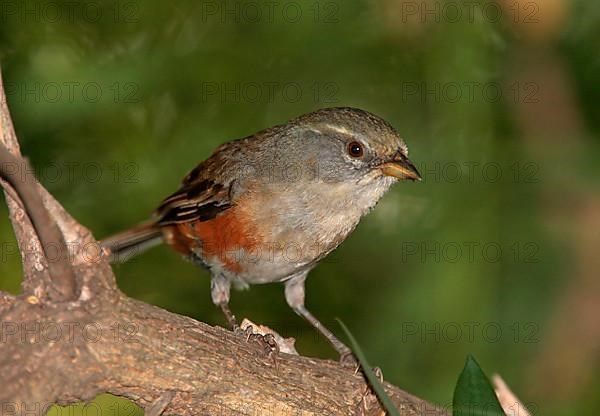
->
(228, 175), (396, 284)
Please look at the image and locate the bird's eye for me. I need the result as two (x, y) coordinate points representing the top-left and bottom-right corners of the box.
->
(347, 141), (364, 158)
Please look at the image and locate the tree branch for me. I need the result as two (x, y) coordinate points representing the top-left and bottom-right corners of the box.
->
(0, 70), (449, 415)
(0, 145), (77, 299)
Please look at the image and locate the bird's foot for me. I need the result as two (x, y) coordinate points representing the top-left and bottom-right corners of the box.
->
(355, 362), (384, 382)
(239, 324), (280, 369)
(341, 350), (384, 384)
(371, 366), (384, 383)
(232, 324), (245, 336)
(339, 349), (360, 369)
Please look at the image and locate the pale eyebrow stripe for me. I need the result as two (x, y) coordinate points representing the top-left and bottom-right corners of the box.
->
(320, 124), (372, 149)
(321, 124), (354, 136)
(306, 127), (322, 135)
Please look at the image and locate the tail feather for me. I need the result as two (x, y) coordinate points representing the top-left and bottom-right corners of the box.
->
(101, 221), (163, 263)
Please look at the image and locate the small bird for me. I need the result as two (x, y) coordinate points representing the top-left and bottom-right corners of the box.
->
(101, 107), (421, 360)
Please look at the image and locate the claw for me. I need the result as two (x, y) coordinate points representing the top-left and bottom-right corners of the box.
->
(237, 323), (280, 369)
(373, 366), (384, 383)
(339, 350), (360, 370)
(243, 324), (254, 341)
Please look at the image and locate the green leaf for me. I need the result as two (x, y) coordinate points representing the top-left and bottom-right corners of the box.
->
(336, 319), (400, 416)
(453, 355), (506, 416)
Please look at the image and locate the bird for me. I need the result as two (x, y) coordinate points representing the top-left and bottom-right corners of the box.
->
(101, 107), (421, 361)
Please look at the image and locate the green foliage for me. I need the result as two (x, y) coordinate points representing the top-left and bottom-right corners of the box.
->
(453, 355), (505, 416)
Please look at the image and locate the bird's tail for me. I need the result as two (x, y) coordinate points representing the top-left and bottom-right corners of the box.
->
(101, 221), (163, 263)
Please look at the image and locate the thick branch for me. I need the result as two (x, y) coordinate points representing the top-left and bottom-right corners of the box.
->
(0, 145), (77, 299)
(0, 291), (448, 415)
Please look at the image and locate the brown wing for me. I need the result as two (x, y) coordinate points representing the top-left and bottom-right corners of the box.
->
(154, 149), (236, 227)
(155, 134), (260, 226)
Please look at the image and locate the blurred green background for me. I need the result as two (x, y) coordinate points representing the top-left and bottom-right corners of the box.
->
(1, 0), (599, 414)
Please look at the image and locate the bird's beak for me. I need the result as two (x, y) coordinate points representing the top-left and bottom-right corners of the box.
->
(380, 155), (422, 181)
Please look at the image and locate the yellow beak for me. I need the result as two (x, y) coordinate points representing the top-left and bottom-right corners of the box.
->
(380, 156), (422, 181)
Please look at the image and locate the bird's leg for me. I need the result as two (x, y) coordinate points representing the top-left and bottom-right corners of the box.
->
(219, 302), (240, 331)
(284, 273), (355, 364)
(212, 274), (279, 362)
(210, 275), (239, 331)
